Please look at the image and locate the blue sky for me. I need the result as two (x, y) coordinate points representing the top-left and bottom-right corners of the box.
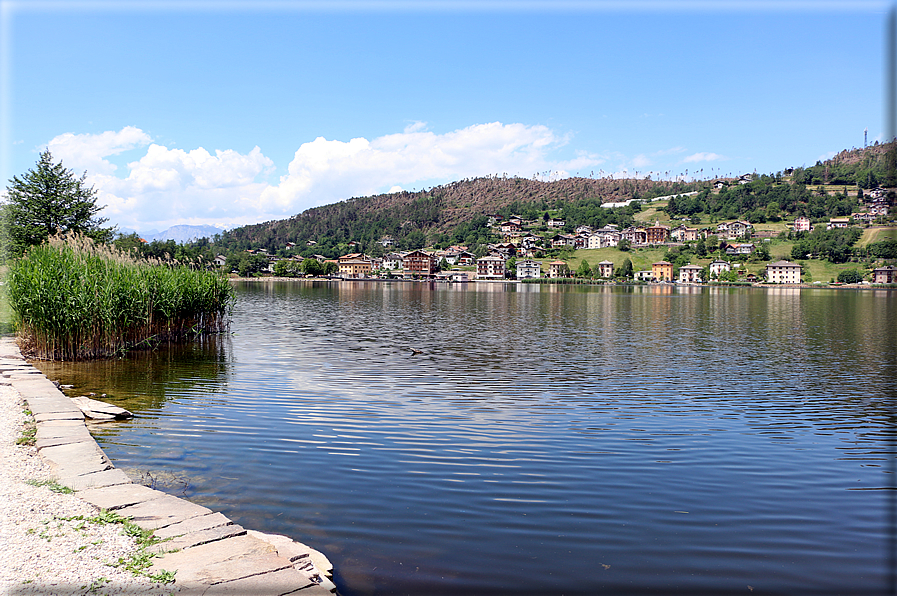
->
(1, 1), (891, 233)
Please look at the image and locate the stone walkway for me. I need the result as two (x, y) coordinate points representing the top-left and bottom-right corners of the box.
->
(1, 338), (337, 596)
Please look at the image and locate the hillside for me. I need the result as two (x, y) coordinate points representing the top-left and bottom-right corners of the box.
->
(191, 140), (896, 259)
(214, 176), (699, 254)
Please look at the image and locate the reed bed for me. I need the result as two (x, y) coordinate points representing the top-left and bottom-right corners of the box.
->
(6, 233), (233, 360)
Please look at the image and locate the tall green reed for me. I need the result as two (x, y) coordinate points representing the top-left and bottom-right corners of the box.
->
(6, 233), (233, 360)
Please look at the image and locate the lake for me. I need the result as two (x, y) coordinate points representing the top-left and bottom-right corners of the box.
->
(34, 281), (896, 595)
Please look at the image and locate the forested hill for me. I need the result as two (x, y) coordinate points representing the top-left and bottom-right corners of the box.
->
(213, 175), (699, 253)
(206, 140), (896, 258)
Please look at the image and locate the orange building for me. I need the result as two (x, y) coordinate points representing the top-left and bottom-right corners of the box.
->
(652, 261), (673, 281)
(402, 250), (436, 276)
(645, 222), (670, 244)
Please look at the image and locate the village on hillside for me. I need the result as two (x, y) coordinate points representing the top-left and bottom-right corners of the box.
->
(221, 184), (897, 286)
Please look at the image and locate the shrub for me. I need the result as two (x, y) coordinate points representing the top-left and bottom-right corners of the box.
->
(836, 269), (864, 284)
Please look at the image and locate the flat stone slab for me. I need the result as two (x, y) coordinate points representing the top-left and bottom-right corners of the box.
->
(36, 418), (89, 432)
(247, 530), (334, 575)
(162, 551), (293, 586)
(154, 512), (234, 540)
(70, 395), (133, 420)
(7, 372), (44, 380)
(35, 434), (95, 450)
(61, 468), (132, 491)
(115, 493), (213, 530)
(38, 441), (112, 477)
(35, 423), (93, 447)
(12, 377), (65, 399)
(198, 566), (320, 595)
(150, 535), (279, 579)
(150, 522), (247, 554)
(19, 396), (82, 416)
(34, 410), (85, 422)
(1, 367), (36, 375)
(77, 483), (167, 510)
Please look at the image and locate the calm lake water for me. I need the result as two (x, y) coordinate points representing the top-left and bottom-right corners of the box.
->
(35, 282), (896, 596)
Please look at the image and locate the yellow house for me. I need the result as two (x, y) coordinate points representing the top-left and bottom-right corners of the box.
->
(548, 261), (569, 278)
(338, 259), (372, 278)
(652, 261), (673, 281)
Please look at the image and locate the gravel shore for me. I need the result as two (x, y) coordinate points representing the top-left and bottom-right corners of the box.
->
(0, 382), (178, 596)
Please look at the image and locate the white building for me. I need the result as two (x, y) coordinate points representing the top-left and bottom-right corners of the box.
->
(516, 260), (541, 279)
(678, 264), (703, 283)
(477, 256), (506, 280)
(793, 216), (811, 232)
(381, 252), (405, 270)
(709, 260), (731, 278)
(765, 260), (802, 284)
(596, 260), (615, 278)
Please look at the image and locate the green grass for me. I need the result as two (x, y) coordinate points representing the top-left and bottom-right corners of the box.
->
(856, 226), (897, 248)
(795, 260), (872, 284)
(26, 479), (74, 494)
(559, 247), (669, 273)
(60, 510), (177, 581)
(634, 202), (669, 223)
(6, 233), (234, 360)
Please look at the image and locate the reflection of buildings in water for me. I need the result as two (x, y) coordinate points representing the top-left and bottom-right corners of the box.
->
(676, 285), (704, 295)
(648, 284), (674, 295)
(756, 287), (809, 368)
(764, 287), (801, 297)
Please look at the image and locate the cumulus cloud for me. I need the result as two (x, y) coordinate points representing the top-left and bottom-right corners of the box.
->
(44, 123), (607, 232)
(258, 122), (597, 212)
(683, 152), (725, 163)
(47, 126), (152, 175)
(94, 143), (275, 230)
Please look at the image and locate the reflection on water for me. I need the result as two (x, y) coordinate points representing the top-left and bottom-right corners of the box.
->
(35, 282), (897, 596)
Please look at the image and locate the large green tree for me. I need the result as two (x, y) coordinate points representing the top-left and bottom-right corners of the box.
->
(2, 150), (114, 258)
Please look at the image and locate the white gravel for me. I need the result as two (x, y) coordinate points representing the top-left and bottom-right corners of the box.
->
(0, 382), (179, 595)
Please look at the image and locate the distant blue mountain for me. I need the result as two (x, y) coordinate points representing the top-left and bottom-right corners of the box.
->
(142, 224), (225, 244)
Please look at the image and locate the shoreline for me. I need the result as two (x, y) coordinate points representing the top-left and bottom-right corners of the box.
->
(226, 275), (896, 290)
(0, 336), (337, 595)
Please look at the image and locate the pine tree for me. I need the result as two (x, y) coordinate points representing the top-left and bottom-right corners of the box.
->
(2, 150), (114, 258)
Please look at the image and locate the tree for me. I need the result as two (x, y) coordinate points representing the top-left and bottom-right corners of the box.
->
(695, 237), (707, 257)
(301, 257), (324, 276)
(113, 232), (145, 254)
(2, 151), (114, 258)
(837, 269), (863, 284)
(577, 259), (592, 278)
(616, 258), (633, 278)
(749, 243), (770, 262)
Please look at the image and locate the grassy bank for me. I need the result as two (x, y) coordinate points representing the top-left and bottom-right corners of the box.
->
(6, 234), (233, 360)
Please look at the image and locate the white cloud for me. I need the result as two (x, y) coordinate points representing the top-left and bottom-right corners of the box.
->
(46, 126), (152, 175)
(258, 121), (598, 212)
(632, 154), (652, 168)
(683, 152), (725, 163)
(655, 146), (687, 156)
(49, 123), (607, 232)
